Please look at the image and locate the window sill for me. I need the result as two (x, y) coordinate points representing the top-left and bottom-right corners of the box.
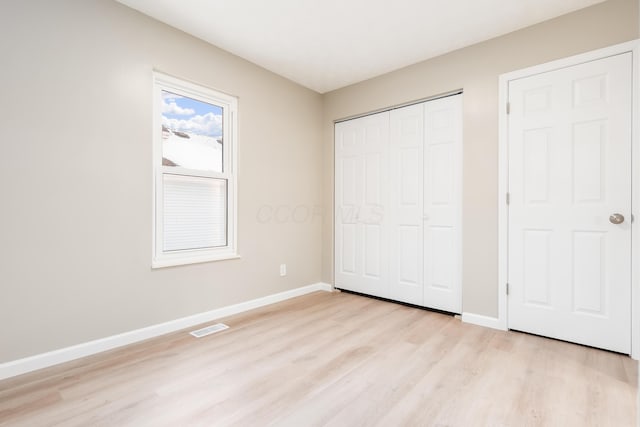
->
(152, 252), (241, 269)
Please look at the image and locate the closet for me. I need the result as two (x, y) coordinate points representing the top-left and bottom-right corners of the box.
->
(334, 94), (462, 313)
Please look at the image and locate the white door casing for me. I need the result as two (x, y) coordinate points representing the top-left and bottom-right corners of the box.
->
(506, 52), (633, 354)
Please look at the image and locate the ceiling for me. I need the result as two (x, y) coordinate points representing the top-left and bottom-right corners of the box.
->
(116, 0), (605, 93)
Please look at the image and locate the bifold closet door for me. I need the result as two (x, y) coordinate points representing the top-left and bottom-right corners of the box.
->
(423, 95), (462, 313)
(334, 111), (390, 298)
(335, 95), (462, 313)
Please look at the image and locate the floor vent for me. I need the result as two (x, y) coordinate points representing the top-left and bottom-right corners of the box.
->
(190, 323), (229, 338)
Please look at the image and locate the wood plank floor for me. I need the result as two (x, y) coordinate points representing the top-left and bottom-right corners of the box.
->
(0, 291), (636, 426)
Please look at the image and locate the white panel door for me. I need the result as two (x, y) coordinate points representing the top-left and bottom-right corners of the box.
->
(335, 111), (390, 298)
(389, 103), (424, 305)
(423, 95), (463, 313)
(508, 53), (632, 353)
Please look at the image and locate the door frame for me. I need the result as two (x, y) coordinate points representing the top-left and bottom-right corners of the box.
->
(497, 39), (640, 358)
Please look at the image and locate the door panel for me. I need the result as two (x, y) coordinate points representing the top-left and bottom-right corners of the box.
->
(523, 128), (550, 203)
(508, 52), (632, 353)
(389, 104), (424, 304)
(335, 112), (390, 298)
(522, 229), (551, 307)
(424, 95), (463, 313)
(363, 224), (382, 278)
(339, 224), (357, 274)
(572, 231), (605, 315)
(430, 226), (455, 290)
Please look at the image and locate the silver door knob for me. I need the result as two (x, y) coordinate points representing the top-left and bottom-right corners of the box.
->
(609, 213), (625, 224)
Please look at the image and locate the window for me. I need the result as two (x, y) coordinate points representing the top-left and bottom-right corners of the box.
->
(153, 72), (238, 268)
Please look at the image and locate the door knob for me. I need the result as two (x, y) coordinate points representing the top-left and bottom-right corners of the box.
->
(609, 213), (625, 224)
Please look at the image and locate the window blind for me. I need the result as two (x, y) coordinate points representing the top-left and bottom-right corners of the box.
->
(162, 174), (227, 252)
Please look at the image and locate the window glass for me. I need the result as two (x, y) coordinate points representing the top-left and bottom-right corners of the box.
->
(161, 90), (223, 173)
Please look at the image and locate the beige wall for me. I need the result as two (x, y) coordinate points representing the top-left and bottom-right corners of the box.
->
(0, 0), (323, 362)
(322, 0), (639, 317)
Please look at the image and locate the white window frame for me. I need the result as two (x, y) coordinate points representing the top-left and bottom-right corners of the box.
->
(152, 71), (238, 268)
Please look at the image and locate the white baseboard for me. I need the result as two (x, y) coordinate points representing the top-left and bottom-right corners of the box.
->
(461, 312), (507, 331)
(0, 282), (333, 381)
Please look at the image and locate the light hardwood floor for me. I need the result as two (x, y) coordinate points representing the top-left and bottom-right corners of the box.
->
(0, 291), (637, 426)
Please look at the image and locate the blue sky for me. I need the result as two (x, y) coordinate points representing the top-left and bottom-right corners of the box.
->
(162, 91), (223, 137)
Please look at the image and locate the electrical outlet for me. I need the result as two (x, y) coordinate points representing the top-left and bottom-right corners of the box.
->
(280, 264), (287, 276)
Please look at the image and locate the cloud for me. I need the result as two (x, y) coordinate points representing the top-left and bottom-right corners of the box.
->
(163, 112), (223, 137)
(162, 99), (195, 116)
